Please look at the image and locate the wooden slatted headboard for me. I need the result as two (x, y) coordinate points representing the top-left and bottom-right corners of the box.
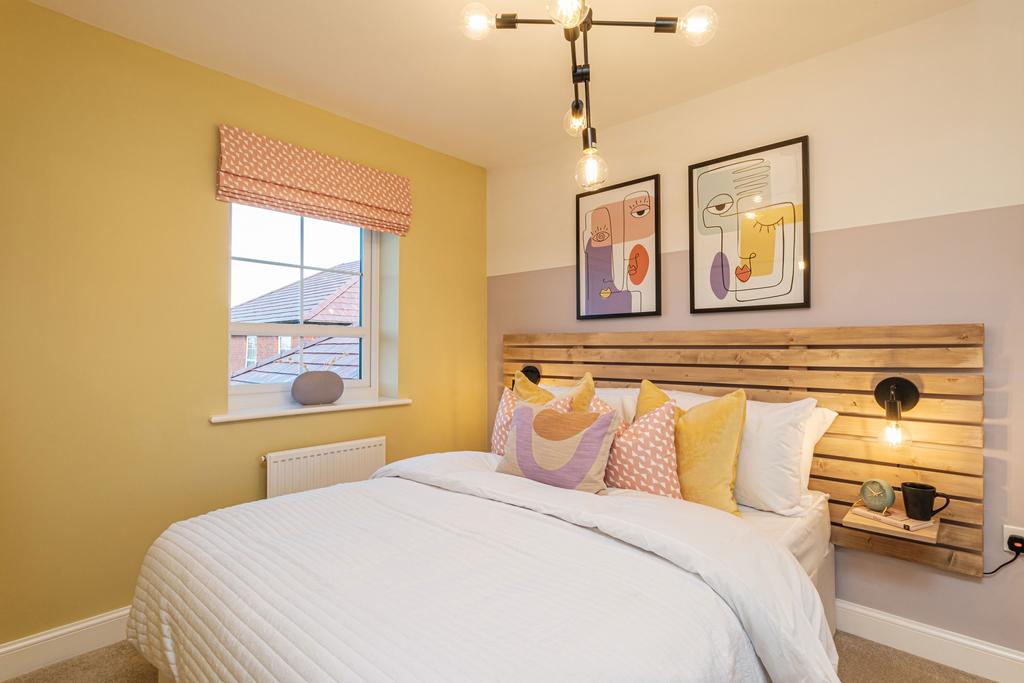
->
(502, 323), (985, 577)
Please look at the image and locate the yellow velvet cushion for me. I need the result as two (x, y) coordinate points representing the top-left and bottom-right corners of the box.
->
(566, 372), (596, 412)
(512, 371), (555, 404)
(636, 379), (674, 418)
(675, 389), (746, 515)
(636, 380), (746, 515)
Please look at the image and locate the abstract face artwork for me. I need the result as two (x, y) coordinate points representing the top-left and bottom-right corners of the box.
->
(576, 175), (661, 319)
(689, 137), (810, 313)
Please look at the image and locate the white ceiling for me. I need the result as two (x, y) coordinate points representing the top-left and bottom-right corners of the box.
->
(34, 0), (967, 168)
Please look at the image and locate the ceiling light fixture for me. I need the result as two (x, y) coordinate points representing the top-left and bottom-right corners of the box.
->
(462, 2), (719, 188)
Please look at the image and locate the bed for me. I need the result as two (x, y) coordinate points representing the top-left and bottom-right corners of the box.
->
(129, 451), (838, 682)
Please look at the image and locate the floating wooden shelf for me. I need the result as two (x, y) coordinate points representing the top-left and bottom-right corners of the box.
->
(841, 507), (939, 544)
(502, 323), (985, 577)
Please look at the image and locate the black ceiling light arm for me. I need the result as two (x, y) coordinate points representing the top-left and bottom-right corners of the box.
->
(581, 13), (592, 134)
(495, 15), (680, 32)
(568, 28), (580, 103)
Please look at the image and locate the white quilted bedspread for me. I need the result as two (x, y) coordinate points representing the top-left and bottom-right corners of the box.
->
(128, 451), (837, 682)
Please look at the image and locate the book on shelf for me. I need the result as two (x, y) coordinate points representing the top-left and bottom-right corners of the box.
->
(850, 504), (934, 531)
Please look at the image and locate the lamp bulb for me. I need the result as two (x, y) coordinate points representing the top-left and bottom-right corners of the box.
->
(575, 148), (608, 190)
(679, 5), (718, 46)
(547, 0), (590, 29)
(461, 3), (494, 40)
(880, 421), (912, 447)
(563, 101), (586, 137)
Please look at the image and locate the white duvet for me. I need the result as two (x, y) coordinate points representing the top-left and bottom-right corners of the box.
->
(128, 451), (838, 682)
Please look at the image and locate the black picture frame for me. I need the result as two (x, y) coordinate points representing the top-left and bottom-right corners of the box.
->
(688, 136), (810, 314)
(575, 174), (662, 320)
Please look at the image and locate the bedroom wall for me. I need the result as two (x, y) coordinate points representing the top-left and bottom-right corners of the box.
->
(0, 1), (487, 644)
(487, 0), (1024, 651)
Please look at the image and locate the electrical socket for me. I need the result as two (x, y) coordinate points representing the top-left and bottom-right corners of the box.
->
(1004, 525), (1024, 554)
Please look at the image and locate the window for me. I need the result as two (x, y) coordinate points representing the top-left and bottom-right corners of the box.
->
(227, 204), (379, 408)
(245, 336), (257, 367)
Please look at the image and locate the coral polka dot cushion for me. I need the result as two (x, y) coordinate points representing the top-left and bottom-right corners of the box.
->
(605, 401), (682, 499)
(490, 388), (519, 455)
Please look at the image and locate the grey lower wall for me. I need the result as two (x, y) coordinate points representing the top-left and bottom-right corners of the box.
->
(487, 204), (1024, 650)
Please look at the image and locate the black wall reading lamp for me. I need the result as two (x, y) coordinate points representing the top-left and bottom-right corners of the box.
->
(874, 376), (920, 447)
(520, 365), (542, 385)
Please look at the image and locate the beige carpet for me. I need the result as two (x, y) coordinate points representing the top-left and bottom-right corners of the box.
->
(11, 632), (992, 682)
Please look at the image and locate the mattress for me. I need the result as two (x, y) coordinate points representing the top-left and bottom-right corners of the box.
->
(128, 451), (839, 682)
(739, 490), (832, 576)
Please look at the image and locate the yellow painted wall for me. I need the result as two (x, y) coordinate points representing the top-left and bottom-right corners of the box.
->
(0, 1), (487, 643)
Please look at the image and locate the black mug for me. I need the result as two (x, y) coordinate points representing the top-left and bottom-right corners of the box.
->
(902, 482), (950, 521)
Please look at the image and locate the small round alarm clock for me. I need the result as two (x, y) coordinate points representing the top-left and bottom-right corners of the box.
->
(860, 478), (896, 512)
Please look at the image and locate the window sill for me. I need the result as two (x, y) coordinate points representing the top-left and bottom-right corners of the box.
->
(210, 397), (412, 424)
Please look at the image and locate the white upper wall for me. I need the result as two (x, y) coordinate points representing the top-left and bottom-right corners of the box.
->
(487, 0), (1024, 277)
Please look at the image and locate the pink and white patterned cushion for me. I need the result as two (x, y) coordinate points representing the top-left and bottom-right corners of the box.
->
(491, 388), (518, 455)
(605, 401), (682, 499)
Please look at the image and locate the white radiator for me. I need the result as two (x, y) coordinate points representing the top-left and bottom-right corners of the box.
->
(264, 436), (386, 498)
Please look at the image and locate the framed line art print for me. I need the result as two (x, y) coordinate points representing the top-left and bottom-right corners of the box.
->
(576, 175), (661, 320)
(688, 136), (810, 313)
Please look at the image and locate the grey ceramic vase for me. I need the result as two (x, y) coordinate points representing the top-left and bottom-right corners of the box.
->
(291, 371), (344, 405)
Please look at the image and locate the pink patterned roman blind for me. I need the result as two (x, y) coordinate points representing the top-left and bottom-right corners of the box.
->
(216, 125), (412, 236)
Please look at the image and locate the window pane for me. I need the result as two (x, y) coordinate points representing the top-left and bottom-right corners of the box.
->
(230, 333), (295, 382)
(245, 336), (257, 367)
(301, 219), (362, 326)
(301, 267), (361, 326)
(303, 218), (362, 271)
(230, 261), (301, 322)
(300, 336), (362, 380)
(231, 204), (300, 265)
(229, 335), (361, 386)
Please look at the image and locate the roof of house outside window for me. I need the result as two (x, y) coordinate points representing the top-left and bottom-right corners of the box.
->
(230, 261), (360, 324)
(230, 261), (361, 385)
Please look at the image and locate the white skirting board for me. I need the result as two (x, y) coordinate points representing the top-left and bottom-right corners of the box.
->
(836, 599), (1024, 683)
(3, 601), (1022, 682)
(0, 606), (129, 681)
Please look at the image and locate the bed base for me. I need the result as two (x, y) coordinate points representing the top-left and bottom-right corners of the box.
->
(811, 543), (837, 635)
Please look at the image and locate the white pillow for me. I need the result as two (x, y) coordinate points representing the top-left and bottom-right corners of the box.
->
(800, 407), (838, 488)
(664, 390), (817, 516)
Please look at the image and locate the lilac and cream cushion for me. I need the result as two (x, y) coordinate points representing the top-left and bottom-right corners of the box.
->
(492, 392), (613, 457)
(496, 402), (620, 493)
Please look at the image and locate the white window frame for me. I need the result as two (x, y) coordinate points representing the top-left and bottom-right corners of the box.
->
(227, 207), (380, 413)
(277, 336), (293, 353)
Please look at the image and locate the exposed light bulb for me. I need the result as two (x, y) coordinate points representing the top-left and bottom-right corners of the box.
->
(880, 421), (911, 447)
(461, 3), (494, 40)
(563, 100), (586, 136)
(575, 148), (608, 189)
(679, 5), (718, 46)
(547, 0), (590, 29)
